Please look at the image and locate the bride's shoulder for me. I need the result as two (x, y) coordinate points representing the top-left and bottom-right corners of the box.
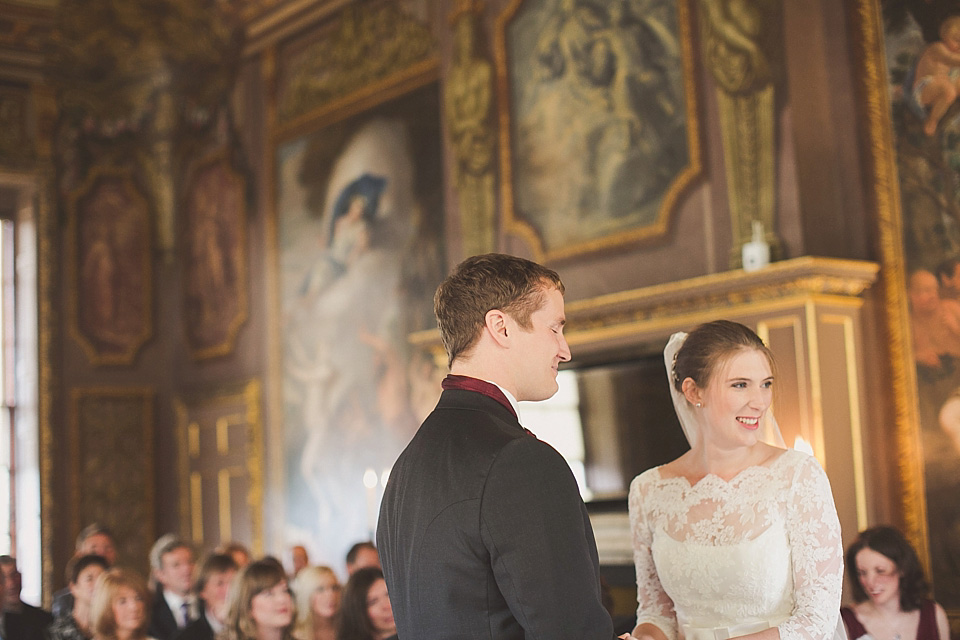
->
(629, 455), (688, 491)
(776, 446), (821, 470)
(772, 447), (832, 484)
(629, 464), (668, 491)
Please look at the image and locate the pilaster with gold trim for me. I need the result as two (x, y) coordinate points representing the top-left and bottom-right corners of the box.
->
(175, 379), (263, 555)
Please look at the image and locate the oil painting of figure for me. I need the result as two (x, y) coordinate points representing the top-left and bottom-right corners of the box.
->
(883, 0), (960, 611)
(506, 0), (688, 252)
(184, 159), (247, 357)
(275, 83), (445, 568)
(74, 175), (151, 363)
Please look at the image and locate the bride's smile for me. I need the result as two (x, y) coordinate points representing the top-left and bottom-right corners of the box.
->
(693, 348), (774, 448)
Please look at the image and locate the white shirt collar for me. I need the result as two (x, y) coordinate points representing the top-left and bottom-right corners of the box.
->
(486, 380), (522, 424)
(206, 610), (224, 633)
(162, 590), (193, 626)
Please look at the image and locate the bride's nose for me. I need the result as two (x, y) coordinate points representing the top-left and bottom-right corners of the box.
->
(747, 388), (768, 408)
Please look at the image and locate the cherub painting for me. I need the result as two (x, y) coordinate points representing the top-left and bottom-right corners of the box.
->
(882, 0), (960, 612)
(912, 16), (960, 136)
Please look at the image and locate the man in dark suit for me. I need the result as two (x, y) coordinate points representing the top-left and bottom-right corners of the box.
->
(377, 253), (614, 639)
(0, 555), (54, 639)
(148, 534), (197, 640)
(172, 553), (238, 640)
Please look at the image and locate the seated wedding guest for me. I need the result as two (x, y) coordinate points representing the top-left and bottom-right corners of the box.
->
(148, 534), (197, 640)
(289, 546), (308, 578)
(344, 542), (379, 577)
(216, 542), (251, 570)
(291, 566), (340, 640)
(0, 555), (54, 638)
(54, 524), (118, 618)
(338, 568), (396, 640)
(841, 525), (949, 640)
(48, 554), (110, 640)
(90, 568), (151, 640)
(0, 564), (6, 635)
(222, 559), (296, 640)
(173, 553), (238, 640)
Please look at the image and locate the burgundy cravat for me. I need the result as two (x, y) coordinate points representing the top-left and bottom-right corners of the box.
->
(441, 375), (518, 420)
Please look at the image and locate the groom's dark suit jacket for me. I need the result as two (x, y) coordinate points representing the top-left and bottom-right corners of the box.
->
(377, 387), (614, 639)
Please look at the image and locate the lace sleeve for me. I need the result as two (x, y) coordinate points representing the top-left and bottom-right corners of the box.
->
(629, 473), (678, 640)
(777, 454), (844, 640)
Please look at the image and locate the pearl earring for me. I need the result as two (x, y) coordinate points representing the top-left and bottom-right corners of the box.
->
(696, 402), (702, 408)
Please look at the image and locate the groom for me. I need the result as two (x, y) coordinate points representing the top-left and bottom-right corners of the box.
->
(377, 253), (614, 638)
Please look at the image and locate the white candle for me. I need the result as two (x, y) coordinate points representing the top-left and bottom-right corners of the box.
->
(363, 468), (378, 538)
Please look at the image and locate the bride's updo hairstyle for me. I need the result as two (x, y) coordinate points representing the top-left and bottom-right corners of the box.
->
(672, 320), (775, 393)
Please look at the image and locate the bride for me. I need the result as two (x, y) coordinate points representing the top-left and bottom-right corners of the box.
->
(622, 320), (844, 640)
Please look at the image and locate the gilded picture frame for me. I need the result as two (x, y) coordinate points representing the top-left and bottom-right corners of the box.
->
(69, 386), (155, 576)
(66, 167), (153, 366)
(852, 0), (960, 629)
(493, 0), (702, 262)
(266, 26), (447, 566)
(181, 150), (249, 360)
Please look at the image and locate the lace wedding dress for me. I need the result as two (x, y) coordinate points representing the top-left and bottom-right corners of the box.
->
(629, 448), (844, 640)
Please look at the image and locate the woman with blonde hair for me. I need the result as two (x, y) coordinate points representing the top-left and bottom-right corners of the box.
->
(90, 568), (151, 640)
(291, 566), (340, 640)
(223, 558), (296, 640)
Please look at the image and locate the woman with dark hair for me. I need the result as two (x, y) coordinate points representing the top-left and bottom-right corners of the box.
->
(841, 526), (949, 640)
(222, 559), (296, 640)
(337, 567), (396, 640)
(623, 320), (845, 640)
(49, 554), (109, 640)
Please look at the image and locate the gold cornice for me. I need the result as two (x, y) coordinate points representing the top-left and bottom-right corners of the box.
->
(272, 57), (440, 144)
(0, 2), (54, 57)
(242, 0), (350, 56)
(274, 3), (437, 126)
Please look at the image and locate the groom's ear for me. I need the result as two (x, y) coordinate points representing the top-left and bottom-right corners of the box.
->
(681, 378), (701, 406)
(484, 308), (511, 347)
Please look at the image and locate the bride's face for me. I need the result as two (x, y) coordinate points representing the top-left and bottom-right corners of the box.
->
(697, 348), (773, 447)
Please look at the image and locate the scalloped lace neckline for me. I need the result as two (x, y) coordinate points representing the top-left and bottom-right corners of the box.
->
(654, 448), (792, 490)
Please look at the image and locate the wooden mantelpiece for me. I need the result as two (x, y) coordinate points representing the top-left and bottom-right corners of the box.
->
(564, 256), (880, 353)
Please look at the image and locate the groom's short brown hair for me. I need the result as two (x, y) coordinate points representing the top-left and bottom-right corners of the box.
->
(434, 253), (564, 368)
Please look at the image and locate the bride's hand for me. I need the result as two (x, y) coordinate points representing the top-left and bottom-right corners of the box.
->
(618, 635), (639, 640)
